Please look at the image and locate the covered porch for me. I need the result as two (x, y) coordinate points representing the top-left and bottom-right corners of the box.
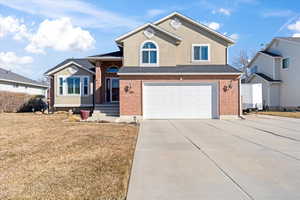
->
(87, 50), (123, 117)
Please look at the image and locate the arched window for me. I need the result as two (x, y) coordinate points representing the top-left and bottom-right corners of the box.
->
(140, 41), (158, 66)
(106, 66), (119, 73)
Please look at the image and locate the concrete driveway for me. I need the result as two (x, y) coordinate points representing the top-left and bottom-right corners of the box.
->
(127, 115), (300, 200)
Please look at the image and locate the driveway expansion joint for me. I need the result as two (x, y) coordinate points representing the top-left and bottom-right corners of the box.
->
(168, 120), (256, 200)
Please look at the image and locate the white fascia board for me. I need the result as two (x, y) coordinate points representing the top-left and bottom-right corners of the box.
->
(118, 72), (242, 76)
(45, 61), (95, 76)
(259, 51), (282, 58)
(87, 57), (122, 61)
(0, 78), (48, 88)
(154, 12), (235, 45)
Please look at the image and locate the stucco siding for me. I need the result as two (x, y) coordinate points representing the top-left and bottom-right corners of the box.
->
(157, 18), (227, 65)
(122, 17), (228, 66)
(53, 65), (94, 106)
(123, 30), (177, 66)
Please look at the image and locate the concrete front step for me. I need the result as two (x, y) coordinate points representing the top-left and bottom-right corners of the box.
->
(92, 104), (120, 117)
(92, 112), (119, 117)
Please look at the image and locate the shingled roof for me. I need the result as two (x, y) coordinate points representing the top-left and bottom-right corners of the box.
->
(89, 50), (123, 58)
(118, 65), (242, 75)
(44, 58), (95, 75)
(259, 51), (282, 57)
(0, 68), (48, 88)
(255, 73), (281, 82)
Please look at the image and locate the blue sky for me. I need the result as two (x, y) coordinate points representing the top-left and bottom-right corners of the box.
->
(0, 0), (299, 80)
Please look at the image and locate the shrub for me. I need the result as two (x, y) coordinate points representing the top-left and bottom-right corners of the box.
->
(0, 91), (47, 113)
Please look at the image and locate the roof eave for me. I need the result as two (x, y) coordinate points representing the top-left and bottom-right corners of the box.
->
(44, 61), (95, 76)
(0, 78), (48, 88)
(115, 23), (182, 44)
(118, 72), (242, 76)
(87, 57), (123, 61)
(153, 11), (235, 45)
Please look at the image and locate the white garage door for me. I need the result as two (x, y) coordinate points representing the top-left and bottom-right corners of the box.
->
(143, 82), (218, 119)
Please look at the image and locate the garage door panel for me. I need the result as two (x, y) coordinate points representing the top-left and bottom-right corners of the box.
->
(143, 83), (218, 119)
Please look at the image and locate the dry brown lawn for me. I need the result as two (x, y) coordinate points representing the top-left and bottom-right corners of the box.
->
(257, 111), (300, 118)
(0, 113), (138, 200)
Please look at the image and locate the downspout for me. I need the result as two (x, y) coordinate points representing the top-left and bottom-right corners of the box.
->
(93, 74), (95, 109)
(239, 76), (243, 119)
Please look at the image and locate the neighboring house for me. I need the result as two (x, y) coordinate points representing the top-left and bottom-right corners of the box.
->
(246, 37), (300, 110)
(45, 12), (242, 119)
(0, 67), (48, 96)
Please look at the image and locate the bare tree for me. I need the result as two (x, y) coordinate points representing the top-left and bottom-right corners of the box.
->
(232, 50), (255, 78)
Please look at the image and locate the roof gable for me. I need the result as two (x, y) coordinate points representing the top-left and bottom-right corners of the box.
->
(154, 12), (235, 45)
(88, 50), (123, 61)
(115, 23), (182, 44)
(45, 59), (95, 76)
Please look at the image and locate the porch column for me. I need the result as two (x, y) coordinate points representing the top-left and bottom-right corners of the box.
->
(95, 61), (102, 104)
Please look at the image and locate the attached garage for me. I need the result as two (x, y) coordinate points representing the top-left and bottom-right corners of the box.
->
(143, 82), (219, 119)
(118, 65), (242, 120)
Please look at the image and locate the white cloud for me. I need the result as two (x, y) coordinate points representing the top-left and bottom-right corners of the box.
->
(288, 20), (300, 37)
(288, 20), (300, 32)
(230, 33), (239, 40)
(0, 16), (30, 40)
(262, 10), (294, 18)
(213, 8), (231, 16)
(0, 0), (141, 29)
(146, 9), (167, 18)
(293, 33), (300, 37)
(25, 18), (95, 54)
(0, 51), (33, 71)
(206, 22), (221, 30)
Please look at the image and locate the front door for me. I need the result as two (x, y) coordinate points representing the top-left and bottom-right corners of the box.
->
(106, 78), (119, 103)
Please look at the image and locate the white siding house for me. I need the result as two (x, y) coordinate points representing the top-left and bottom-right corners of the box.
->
(246, 37), (300, 110)
(0, 68), (48, 96)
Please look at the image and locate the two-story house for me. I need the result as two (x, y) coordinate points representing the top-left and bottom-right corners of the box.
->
(45, 12), (242, 120)
(246, 37), (300, 110)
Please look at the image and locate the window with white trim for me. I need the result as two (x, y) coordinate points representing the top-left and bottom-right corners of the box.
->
(67, 77), (80, 95)
(59, 77), (63, 95)
(282, 58), (289, 69)
(192, 45), (209, 61)
(141, 41), (158, 65)
(83, 77), (89, 95)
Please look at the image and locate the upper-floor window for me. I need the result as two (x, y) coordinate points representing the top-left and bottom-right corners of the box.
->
(282, 58), (290, 69)
(141, 41), (158, 66)
(106, 66), (119, 73)
(192, 44), (209, 61)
